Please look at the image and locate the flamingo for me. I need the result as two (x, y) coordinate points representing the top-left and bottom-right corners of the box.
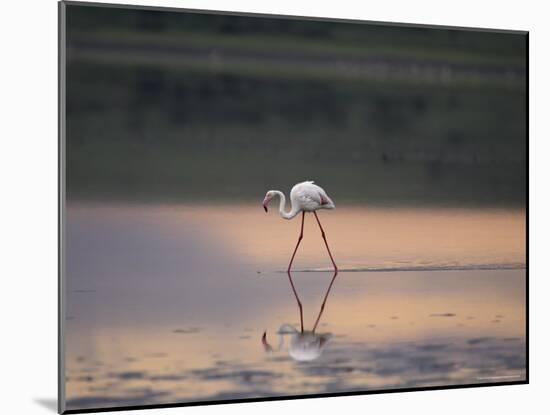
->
(262, 181), (338, 273)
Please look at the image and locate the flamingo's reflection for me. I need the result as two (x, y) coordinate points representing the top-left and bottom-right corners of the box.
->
(262, 270), (338, 362)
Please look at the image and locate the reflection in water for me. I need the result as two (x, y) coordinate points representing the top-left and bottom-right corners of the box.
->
(263, 325), (332, 362)
(262, 271), (338, 362)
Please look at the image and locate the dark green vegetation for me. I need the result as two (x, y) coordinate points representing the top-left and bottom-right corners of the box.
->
(65, 5), (526, 206)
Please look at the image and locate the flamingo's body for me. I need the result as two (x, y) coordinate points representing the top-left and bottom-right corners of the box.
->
(262, 180), (338, 273)
(262, 181), (335, 218)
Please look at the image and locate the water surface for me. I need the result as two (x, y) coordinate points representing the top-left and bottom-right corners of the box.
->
(64, 204), (526, 410)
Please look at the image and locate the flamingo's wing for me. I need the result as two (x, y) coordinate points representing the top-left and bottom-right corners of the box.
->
(293, 183), (323, 209)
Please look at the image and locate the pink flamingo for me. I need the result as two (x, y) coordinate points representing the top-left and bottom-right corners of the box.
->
(262, 181), (338, 273)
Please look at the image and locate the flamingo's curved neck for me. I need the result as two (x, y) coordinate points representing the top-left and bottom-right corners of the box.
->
(273, 191), (299, 220)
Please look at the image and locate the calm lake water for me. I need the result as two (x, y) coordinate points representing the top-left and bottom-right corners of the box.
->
(64, 203), (526, 410)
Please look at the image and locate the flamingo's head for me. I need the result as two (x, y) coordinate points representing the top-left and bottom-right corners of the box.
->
(262, 191), (276, 213)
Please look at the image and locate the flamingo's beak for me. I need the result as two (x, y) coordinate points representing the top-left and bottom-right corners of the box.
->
(262, 331), (273, 352)
(262, 197), (269, 213)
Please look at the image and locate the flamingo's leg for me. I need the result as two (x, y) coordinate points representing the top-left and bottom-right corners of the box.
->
(312, 270), (338, 333)
(313, 211), (338, 272)
(287, 271), (304, 333)
(287, 211), (305, 273)
(286, 212), (305, 332)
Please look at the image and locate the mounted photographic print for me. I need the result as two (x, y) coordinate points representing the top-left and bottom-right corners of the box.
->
(58, 1), (528, 413)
